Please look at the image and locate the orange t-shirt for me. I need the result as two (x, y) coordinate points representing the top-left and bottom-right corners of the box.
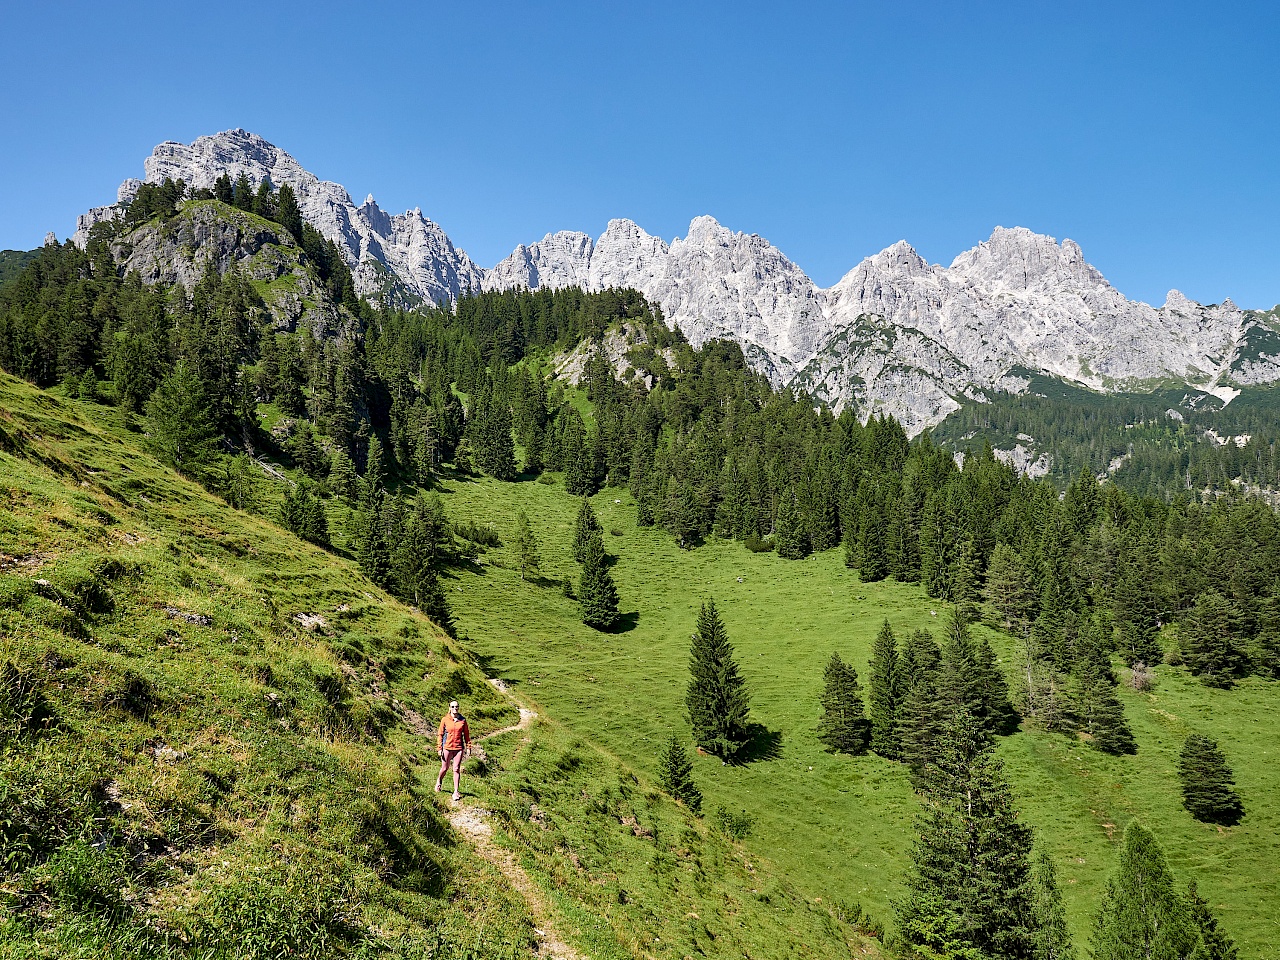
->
(438, 714), (470, 751)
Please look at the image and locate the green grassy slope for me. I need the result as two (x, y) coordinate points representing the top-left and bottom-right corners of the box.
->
(439, 472), (1280, 957)
(0, 374), (879, 959)
(0, 373), (530, 957)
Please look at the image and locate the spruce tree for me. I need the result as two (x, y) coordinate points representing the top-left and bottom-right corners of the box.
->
(329, 449), (358, 502)
(685, 601), (751, 760)
(773, 491), (810, 559)
(578, 530), (620, 631)
(858, 504), (888, 582)
(895, 711), (1039, 960)
(1185, 881), (1238, 960)
(1091, 821), (1197, 960)
(391, 496), (454, 635)
(145, 361), (218, 473)
(1177, 735), (1244, 826)
(1072, 658), (1136, 755)
(572, 498), (602, 563)
(1031, 847), (1077, 960)
(986, 542), (1039, 633)
(897, 676), (946, 776)
(658, 735), (702, 815)
(1179, 591), (1248, 689)
(816, 653), (870, 754)
(513, 509), (541, 581)
(867, 619), (902, 759)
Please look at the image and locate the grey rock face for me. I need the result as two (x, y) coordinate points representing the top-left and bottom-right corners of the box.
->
(112, 202), (347, 338)
(87, 129), (484, 307)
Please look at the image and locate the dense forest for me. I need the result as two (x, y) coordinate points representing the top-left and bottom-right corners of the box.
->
(931, 374), (1280, 494)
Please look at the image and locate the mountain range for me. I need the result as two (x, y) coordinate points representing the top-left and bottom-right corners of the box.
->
(71, 129), (1280, 434)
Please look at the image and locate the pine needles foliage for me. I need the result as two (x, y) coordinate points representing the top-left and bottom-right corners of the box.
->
(658, 735), (702, 815)
(867, 619), (902, 759)
(816, 652), (870, 754)
(894, 711), (1039, 960)
(1091, 821), (1198, 960)
(685, 601), (751, 761)
(578, 529), (619, 631)
(1177, 735), (1244, 826)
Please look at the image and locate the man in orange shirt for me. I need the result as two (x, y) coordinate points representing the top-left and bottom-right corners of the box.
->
(435, 699), (471, 801)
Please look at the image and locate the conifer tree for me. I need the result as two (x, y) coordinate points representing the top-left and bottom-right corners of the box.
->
(277, 183), (303, 241)
(858, 504), (888, 581)
(1031, 847), (1077, 960)
(950, 536), (982, 620)
(563, 414), (597, 496)
(572, 498), (602, 563)
(773, 491), (810, 559)
(145, 361), (218, 473)
(986, 542), (1039, 633)
(329, 449), (358, 502)
(938, 610), (1016, 736)
(391, 495), (454, 635)
(1177, 735), (1244, 826)
(1179, 591), (1248, 688)
(364, 434), (387, 501)
(895, 711), (1039, 960)
(1072, 657), (1136, 755)
(816, 653), (870, 754)
(357, 510), (391, 587)
(1091, 821), (1197, 960)
(233, 172), (255, 211)
(686, 601), (751, 760)
(658, 735), (702, 815)
(1115, 548), (1163, 666)
(867, 619), (903, 758)
(513, 509), (542, 581)
(1185, 881), (1239, 960)
(281, 480), (329, 546)
(578, 530), (620, 631)
(897, 676), (946, 776)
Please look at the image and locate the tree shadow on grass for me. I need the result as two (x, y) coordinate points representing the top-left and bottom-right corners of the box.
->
(606, 611), (640, 634)
(731, 723), (783, 765)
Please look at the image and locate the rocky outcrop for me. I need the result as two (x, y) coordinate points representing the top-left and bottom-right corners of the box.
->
(97, 130), (485, 308)
(111, 201), (348, 338)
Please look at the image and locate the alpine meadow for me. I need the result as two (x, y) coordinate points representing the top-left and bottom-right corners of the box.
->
(2, 122), (1280, 960)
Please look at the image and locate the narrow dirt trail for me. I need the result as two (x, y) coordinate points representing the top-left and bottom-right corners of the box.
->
(445, 679), (585, 960)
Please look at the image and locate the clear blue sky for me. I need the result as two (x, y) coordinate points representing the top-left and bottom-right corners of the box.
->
(2, 1), (1277, 308)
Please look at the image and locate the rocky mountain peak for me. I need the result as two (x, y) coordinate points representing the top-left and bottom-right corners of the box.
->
(70, 130), (1280, 437)
(948, 226), (1105, 292)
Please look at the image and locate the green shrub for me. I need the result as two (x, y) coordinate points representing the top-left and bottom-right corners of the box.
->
(743, 535), (773, 553)
(713, 805), (753, 840)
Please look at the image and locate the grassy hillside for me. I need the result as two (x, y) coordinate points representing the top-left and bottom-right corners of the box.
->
(437, 471), (1280, 957)
(0, 373), (879, 959)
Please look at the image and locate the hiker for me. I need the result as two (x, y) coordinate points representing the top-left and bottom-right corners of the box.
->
(435, 699), (471, 800)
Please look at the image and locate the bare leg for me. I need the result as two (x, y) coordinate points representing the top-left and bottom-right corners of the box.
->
(435, 755), (447, 791)
(452, 759), (462, 799)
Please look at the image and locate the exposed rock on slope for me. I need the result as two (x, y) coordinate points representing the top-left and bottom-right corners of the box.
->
(112, 201), (350, 337)
(78, 129), (484, 308)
